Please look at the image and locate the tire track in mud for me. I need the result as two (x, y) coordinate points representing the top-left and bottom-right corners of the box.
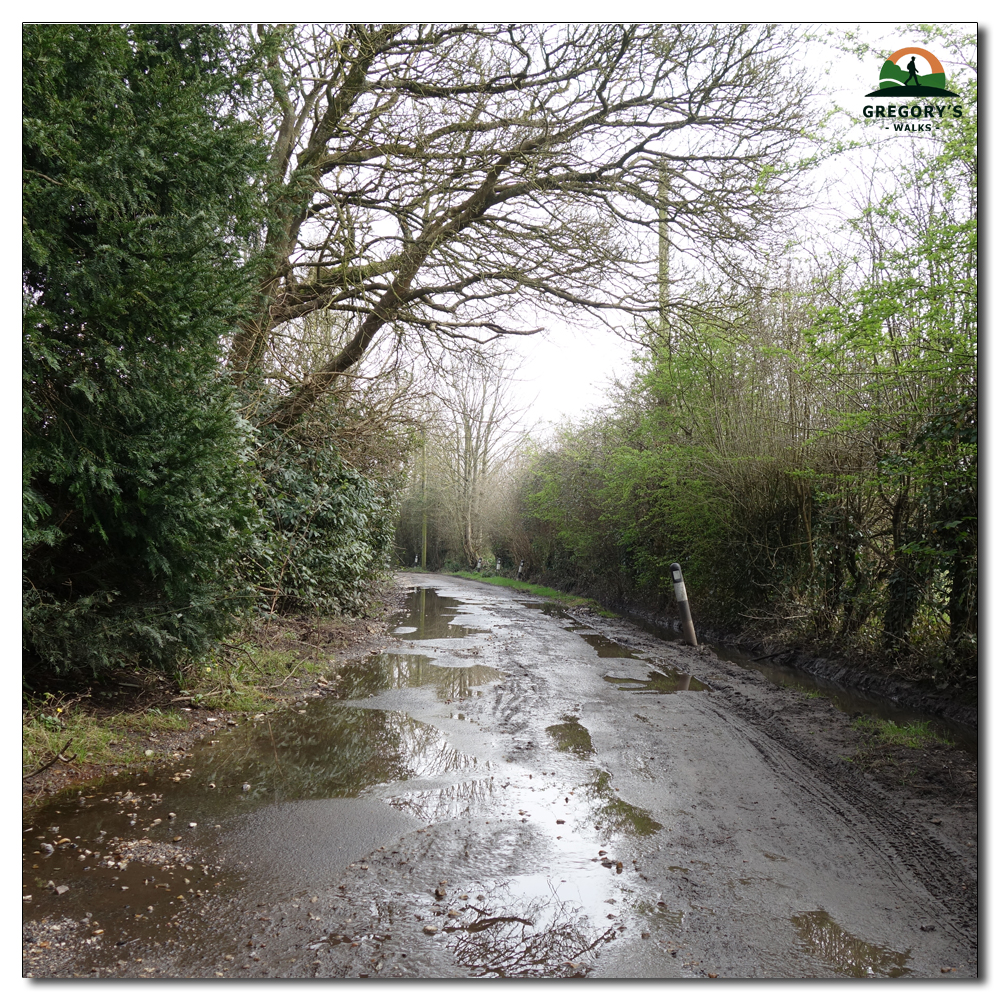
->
(565, 607), (976, 949)
(700, 690), (977, 948)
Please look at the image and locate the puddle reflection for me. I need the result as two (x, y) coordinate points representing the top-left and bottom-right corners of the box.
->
(520, 603), (639, 659)
(337, 651), (501, 702)
(584, 771), (662, 837)
(195, 704), (474, 803)
(791, 910), (912, 978)
(603, 669), (708, 694)
(395, 587), (488, 639)
(571, 631), (642, 659)
(386, 776), (497, 825)
(447, 877), (617, 977)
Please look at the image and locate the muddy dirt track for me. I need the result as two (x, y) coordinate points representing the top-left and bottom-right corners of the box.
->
(23, 573), (977, 979)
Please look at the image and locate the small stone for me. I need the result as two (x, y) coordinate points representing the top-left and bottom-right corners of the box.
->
(188, 822), (197, 828)
(54, 885), (69, 895)
(930, 817), (943, 825)
(173, 836), (182, 842)
(423, 925), (438, 934)
(242, 784), (251, 792)
(145, 750), (154, 757)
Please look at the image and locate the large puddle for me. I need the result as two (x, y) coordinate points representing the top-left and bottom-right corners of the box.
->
(603, 670), (708, 695)
(391, 587), (489, 639)
(334, 652), (502, 702)
(23, 587), (507, 962)
(25, 586), (670, 978)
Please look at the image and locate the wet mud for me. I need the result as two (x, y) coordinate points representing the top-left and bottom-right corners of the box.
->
(24, 573), (977, 979)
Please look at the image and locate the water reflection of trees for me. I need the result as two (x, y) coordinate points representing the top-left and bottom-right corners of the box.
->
(602, 670), (706, 693)
(195, 707), (471, 807)
(386, 777), (497, 825)
(545, 716), (594, 758)
(338, 652), (500, 701)
(392, 588), (487, 640)
(791, 911), (912, 978)
(449, 881), (615, 977)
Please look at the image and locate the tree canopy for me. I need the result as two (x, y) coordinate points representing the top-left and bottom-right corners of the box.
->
(228, 23), (812, 426)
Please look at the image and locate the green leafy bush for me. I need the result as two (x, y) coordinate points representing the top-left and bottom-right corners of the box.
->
(23, 24), (265, 680)
(246, 424), (398, 617)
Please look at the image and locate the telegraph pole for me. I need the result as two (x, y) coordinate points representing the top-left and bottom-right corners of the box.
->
(420, 436), (427, 570)
(658, 163), (673, 355)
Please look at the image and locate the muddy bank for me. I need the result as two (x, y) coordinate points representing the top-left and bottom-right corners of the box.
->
(613, 605), (978, 732)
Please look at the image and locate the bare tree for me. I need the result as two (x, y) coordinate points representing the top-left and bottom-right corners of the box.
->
(229, 23), (813, 427)
(399, 350), (528, 568)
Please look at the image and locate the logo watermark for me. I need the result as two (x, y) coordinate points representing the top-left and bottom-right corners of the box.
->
(861, 47), (962, 132)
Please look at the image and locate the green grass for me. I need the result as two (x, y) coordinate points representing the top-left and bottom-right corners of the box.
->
(448, 572), (618, 616)
(850, 716), (948, 748)
(22, 637), (337, 777)
(22, 702), (192, 775)
(180, 645), (331, 713)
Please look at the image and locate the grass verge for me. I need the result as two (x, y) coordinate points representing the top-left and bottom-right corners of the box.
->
(851, 716), (949, 749)
(23, 699), (191, 775)
(22, 609), (389, 782)
(447, 571), (618, 616)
